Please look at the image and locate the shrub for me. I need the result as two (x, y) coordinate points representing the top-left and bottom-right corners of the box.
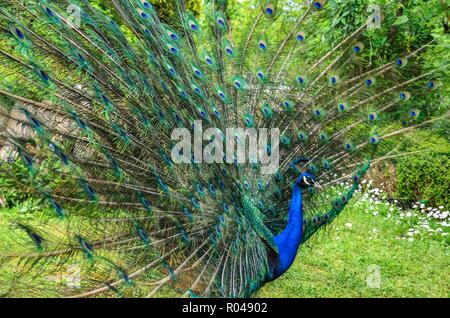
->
(396, 153), (450, 207)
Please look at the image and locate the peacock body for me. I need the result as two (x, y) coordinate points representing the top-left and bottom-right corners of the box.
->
(0, 0), (448, 298)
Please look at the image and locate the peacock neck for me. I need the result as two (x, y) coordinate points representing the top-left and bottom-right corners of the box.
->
(272, 183), (304, 278)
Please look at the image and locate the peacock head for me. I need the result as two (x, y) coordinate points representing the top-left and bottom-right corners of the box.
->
(296, 172), (323, 190)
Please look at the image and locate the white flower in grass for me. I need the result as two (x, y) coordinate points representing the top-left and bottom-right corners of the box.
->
(427, 207), (432, 211)
(387, 213), (391, 219)
(373, 211), (379, 216)
(438, 206), (444, 210)
(345, 223), (353, 228)
(389, 207), (394, 212)
(406, 212), (412, 218)
(442, 233), (448, 237)
(412, 204), (418, 209)
(408, 238), (414, 242)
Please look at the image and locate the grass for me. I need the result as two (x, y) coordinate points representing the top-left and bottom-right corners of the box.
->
(1, 188), (449, 298)
(256, 191), (449, 298)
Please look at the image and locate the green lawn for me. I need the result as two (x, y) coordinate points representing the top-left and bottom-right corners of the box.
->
(256, 196), (449, 298)
(1, 193), (449, 298)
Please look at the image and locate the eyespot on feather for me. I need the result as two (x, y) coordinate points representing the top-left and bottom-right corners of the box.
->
(353, 42), (364, 53)
(399, 91), (411, 101)
(313, 0), (327, 10)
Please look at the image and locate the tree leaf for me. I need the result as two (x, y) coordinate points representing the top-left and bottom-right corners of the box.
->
(392, 15), (409, 26)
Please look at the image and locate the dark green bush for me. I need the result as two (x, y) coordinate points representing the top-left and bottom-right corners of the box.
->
(396, 153), (450, 207)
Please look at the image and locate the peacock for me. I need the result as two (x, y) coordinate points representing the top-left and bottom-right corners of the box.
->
(0, 0), (448, 298)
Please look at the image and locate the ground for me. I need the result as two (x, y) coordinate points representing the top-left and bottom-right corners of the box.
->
(256, 191), (449, 298)
(0, 188), (449, 298)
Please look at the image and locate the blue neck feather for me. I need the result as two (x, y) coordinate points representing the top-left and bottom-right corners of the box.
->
(272, 181), (304, 278)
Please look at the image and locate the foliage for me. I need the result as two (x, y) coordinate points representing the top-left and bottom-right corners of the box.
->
(0, 160), (32, 207)
(92, 0), (201, 22)
(396, 153), (450, 207)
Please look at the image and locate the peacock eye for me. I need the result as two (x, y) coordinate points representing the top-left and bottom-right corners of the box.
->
(313, 0), (327, 10)
(46, 8), (54, 16)
(39, 70), (49, 81)
(409, 109), (420, 118)
(15, 27), (25, 39)
(265, 5), (274, 16)
(194, 70), (202, 78)
(170, 48), (177, 54)
(258, 40), (267, 50)
(296, 32), (305, 42)
(141, 0), (151, 9)
(365, 77), (376, 87)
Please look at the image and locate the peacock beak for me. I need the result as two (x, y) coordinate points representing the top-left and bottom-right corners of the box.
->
(312, 179), (323, 190)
